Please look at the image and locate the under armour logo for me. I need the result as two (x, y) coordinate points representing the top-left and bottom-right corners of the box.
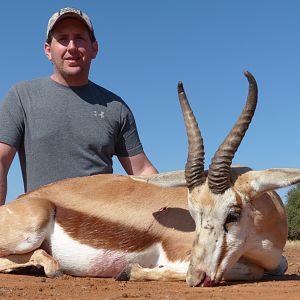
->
(93, 111), (105, 118)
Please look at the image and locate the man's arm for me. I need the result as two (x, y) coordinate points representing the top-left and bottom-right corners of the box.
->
(118, 152), (158, 175)
(0, 143), (17, 205)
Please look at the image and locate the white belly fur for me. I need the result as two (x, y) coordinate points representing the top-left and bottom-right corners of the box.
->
(46, 222), (188, 277)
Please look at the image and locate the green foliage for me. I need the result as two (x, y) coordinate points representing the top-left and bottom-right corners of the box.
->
(286, 183), (300, 240)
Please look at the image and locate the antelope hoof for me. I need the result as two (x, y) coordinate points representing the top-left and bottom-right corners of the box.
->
(116, 263), (133, 281)
(45, 269), (64, 278)
(265, 255), (288, 276)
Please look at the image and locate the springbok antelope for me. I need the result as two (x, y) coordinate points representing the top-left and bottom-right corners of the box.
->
(0, 72), (300, 287)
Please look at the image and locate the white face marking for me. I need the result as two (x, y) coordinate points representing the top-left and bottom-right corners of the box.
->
(187, 187), (251, 285)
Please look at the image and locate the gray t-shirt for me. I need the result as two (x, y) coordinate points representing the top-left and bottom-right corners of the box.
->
(0, 77), (143, 192)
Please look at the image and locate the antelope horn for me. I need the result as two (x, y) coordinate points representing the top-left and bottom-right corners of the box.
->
(208, 71), (258, 194)
(178, 81), (206, 190)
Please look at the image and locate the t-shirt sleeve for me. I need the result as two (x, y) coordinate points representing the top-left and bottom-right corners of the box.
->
(115, 103), (143, 157)
(0, 86), (25, 149)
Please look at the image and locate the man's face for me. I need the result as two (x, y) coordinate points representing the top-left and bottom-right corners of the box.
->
(44, 18), (98, 85)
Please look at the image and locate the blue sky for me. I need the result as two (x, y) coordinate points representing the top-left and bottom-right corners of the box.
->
(1, 1), (299, 202)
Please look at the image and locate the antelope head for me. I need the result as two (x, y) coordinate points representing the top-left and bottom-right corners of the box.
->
(179, 72), (299, 287)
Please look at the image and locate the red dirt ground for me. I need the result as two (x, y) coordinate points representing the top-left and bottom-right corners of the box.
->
(0, 242), (299, 300)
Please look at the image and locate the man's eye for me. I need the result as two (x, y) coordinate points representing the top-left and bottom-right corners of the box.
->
(75, 36), (86, 41)
(57, 37), (68, 43)
(224, 211), (241, 232)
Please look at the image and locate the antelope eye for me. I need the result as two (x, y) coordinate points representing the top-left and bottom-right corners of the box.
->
(224, 210), (241, 232)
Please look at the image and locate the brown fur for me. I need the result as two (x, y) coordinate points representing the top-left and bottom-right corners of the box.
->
(0, 198), (55, 256)
(17, 174), (194, 262)
(0, 167), (295, 283)
(55, 206), (161, 252)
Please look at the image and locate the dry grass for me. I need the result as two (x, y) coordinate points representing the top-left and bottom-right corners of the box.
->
(286, 240), (300, 248)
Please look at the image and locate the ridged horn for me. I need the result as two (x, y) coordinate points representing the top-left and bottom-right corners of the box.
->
(178, 81), (206, 190)
(208, 71), (258, 194)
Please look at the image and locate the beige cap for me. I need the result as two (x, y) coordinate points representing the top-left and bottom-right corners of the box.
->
(47, 7), (95, 39)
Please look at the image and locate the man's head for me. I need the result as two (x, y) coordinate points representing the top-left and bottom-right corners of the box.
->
(46, 7), (96, 44)
(44, 7), (98, 86)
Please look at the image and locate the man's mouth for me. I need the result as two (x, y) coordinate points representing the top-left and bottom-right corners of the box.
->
(65, 57), (81, 64)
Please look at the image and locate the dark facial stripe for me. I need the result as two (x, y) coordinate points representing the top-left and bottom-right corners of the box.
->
(234, 190), (242, 207)
(55, 206), (160, 252)
(216, 232), (227, 276)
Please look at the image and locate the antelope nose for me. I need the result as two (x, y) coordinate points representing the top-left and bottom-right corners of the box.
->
(186, 265), (206, 287)
(203, 275), (215, 287)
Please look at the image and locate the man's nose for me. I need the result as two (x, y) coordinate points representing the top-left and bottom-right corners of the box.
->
(67, 39), (77, 50)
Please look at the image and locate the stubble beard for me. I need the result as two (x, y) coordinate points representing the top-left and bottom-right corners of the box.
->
(54, 64), (90, 86)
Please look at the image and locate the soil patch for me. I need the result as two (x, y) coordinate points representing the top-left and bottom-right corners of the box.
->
(0, 242), (299, 299)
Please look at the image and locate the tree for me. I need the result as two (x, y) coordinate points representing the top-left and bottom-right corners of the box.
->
(286, 183), (300, 240)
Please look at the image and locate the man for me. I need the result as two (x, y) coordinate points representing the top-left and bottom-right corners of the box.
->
(0, 7), (158, 205)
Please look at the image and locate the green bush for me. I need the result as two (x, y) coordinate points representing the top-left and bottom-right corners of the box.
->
(286, 183), (300, 240)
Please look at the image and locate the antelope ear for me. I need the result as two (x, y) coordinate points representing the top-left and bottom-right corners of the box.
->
(235, 168), (300, 199)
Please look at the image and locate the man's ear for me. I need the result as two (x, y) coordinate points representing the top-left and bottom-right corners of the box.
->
(44, 43), (52, 61)
(234, 168), (300, 200)
(91, 41), (99, 59)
